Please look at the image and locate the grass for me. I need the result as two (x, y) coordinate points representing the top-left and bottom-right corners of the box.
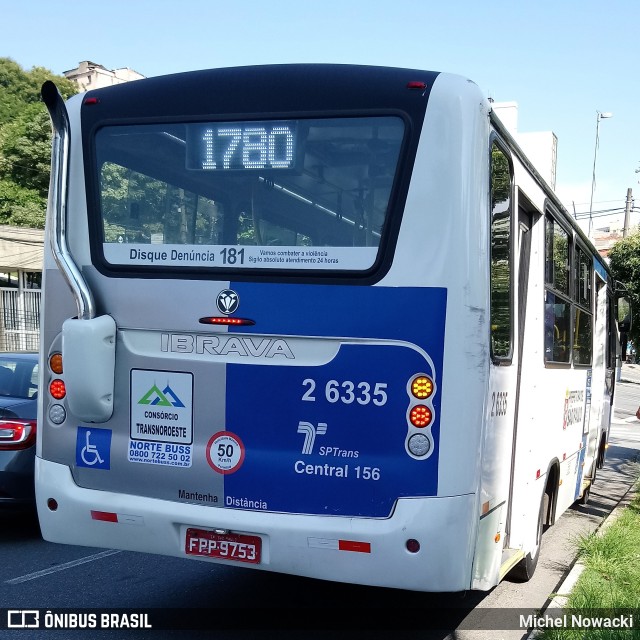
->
(538, 485), (640, 639)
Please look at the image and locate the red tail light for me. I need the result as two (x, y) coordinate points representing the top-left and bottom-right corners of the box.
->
(49, 379), (66, 399)
(409, 405), (432, 428)
(0, 419), (37, 450)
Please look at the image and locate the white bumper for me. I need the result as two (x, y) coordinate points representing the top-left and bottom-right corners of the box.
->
(36, 457), (476, 592)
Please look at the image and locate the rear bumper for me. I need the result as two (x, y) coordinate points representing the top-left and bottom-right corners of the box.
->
(0, 448), (35, 503)
(36, 456), (476, 592)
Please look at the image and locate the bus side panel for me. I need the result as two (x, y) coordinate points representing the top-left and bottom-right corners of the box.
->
(508, 215), (606, 556)
(472, 365), (518, 588)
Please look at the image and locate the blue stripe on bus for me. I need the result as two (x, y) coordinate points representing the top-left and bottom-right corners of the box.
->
(594, 259), (608, 281)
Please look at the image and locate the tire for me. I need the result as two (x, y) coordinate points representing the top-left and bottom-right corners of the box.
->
(578, 483), (590, 506)
(578, 460), (597, 506)
(511, 492), (546, 582)
(596, 441), (606, 470)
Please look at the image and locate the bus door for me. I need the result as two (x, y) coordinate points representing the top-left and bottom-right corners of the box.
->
(504, 200), (534, 546)
(585, 274), (609, 477)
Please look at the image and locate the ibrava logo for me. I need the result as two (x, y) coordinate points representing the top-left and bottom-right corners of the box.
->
(138, 383), (186, 408)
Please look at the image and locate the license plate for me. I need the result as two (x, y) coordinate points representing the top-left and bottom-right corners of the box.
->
(185, 528), (261, 564)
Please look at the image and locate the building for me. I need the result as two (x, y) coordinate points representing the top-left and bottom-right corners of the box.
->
(492, 101), (558, 191)
(63, 60), (145, 92)
(0, 225), (44, 351)
(589, 224), (639, 260)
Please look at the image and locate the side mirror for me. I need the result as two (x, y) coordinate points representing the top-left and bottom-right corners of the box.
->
(617, 296), (632, 333)
(62, 315), (116, 422)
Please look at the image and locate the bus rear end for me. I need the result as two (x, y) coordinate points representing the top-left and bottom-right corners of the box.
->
(37, 65), (489, 591)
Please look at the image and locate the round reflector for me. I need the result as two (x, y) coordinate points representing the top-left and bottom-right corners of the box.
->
(406, 539), (421, 553)
(48, 403), (66, 425)
(408, 433), (431, 457)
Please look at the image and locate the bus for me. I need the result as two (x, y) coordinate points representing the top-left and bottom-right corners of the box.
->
(37, 64), (620, 592)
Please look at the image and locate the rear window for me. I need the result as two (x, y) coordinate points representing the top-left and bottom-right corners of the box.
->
(0, 357), (38, 399)
(94, 116), (405, 272)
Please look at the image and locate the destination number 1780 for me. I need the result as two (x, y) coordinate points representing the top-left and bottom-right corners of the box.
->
(301, 379), (388, 406)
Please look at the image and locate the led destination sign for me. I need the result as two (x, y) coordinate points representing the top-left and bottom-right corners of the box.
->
(186, 121), (298, 172)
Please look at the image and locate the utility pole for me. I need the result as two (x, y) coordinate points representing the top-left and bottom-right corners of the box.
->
(623, 188), (633, 237)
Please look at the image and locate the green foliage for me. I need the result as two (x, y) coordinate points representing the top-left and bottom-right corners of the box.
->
(0, 179), (45, 228)
(0, 58), (76, 125)
(0, 103), (53, 198)
(0, 57), (78, 228)
(608, 231), (640, 347)
(491, 144), (510, 205)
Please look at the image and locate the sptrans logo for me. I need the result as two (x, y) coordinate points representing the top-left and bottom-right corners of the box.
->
(297, 421), (327, 454)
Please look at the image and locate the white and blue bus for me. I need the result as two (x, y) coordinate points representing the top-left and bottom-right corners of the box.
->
(37, 64), (620, 592)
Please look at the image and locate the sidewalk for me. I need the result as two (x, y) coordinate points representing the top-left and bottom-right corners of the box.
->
(613, 363), (640, 424)
(620, 361), (640, 385)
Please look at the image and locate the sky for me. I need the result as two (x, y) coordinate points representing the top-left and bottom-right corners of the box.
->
(3, 0), (639, 234)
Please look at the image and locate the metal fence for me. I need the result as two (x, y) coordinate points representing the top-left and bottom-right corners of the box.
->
(0, 289), (41, 352)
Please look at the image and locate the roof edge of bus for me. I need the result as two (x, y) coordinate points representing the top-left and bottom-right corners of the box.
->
(86, 63), (444, 88)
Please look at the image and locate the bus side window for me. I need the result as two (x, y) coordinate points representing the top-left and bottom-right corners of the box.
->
(544, 213), (571, 364)
(490, 141), (513, 363)
(572, 246), (593, 365)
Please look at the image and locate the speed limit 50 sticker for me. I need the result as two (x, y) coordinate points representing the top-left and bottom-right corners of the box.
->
(206, 431), (245, 474)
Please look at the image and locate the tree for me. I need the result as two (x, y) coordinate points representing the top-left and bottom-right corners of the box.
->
(0, 58), (78, 228)
(0, 58), (76, 125)
(608, 231), (640, 349)
(0, 103), (53, 198)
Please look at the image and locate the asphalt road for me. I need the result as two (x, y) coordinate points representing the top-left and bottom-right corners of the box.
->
(1, 367), (639, 640)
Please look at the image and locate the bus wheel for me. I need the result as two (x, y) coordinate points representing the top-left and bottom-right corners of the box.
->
(578, 461), (597, 506)
(511, 492), (546, 581)
(578, 483), (590, 506)
(596, 440), (606, 469)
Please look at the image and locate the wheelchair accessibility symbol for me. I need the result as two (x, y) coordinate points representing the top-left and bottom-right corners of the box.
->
(76, 427), (111, 470)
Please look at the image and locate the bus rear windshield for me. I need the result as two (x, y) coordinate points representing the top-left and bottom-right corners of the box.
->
(93, 116), (405, 272)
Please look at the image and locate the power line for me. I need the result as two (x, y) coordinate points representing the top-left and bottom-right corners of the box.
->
(0, 248), (43, 262)
(574, 207), (638, 220)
